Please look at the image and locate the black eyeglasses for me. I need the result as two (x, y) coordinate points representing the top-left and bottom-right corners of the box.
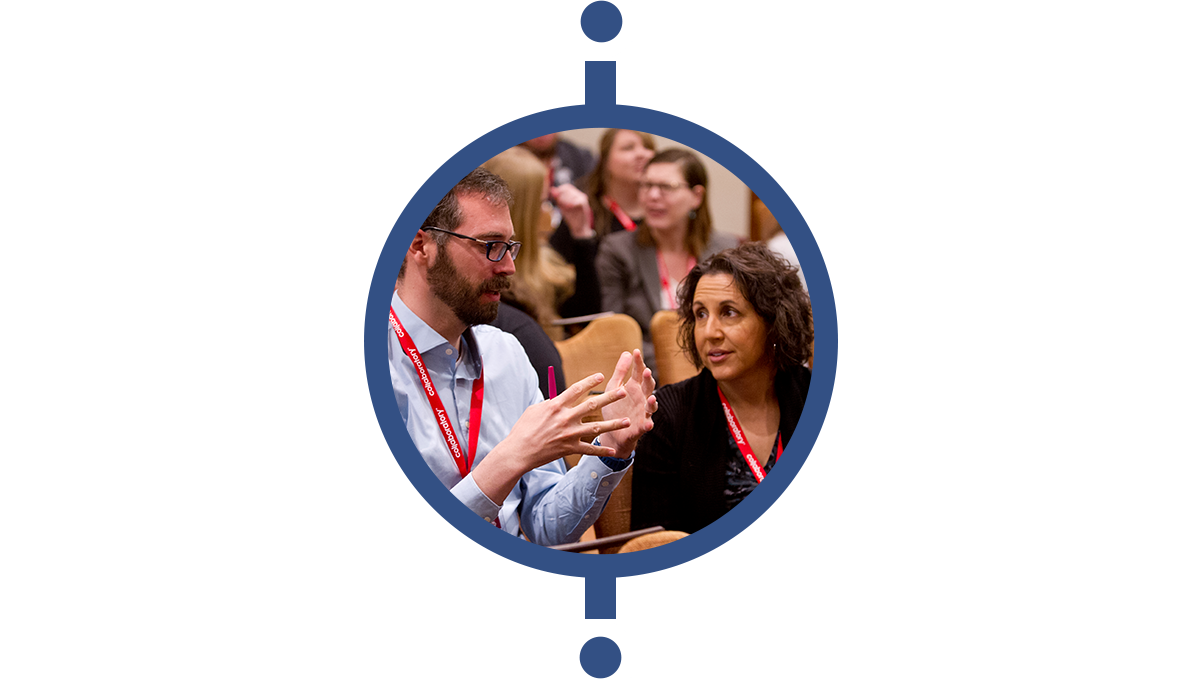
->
(421, 226), (522, 263)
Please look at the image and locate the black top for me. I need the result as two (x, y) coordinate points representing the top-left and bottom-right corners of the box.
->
(631, 366), (811, 535)
(722, 429), (780, 510)
(548, 207), (640, 319)
(486, 302), (564, 401)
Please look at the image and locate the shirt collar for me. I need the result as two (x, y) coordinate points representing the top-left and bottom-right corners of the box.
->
(390, 292), (482, 379)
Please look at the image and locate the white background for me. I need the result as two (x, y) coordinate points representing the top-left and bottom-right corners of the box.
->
(3, 1), (1198, 677)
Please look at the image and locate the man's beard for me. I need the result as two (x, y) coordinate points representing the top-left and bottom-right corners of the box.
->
(427, 246), (511, 327)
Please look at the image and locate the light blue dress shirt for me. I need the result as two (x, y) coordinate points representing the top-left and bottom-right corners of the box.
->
(388, 294), (631, 546)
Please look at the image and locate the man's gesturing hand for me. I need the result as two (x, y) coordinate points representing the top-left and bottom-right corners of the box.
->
(471, 363), (652, 506)
(597, 349), (657, 458)
(507, 372), (636, 468)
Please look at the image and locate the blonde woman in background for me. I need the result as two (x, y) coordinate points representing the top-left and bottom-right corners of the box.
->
(482, 147), (576, 339)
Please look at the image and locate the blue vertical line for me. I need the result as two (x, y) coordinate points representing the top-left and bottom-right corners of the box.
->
(585, 61), (617, 107)
(585, 574), (617, 619)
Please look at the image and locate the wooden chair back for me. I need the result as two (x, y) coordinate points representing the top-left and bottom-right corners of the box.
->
(650, 309), (700, 387)
(617, 530), (690, 553)
(554, 313), (643, 549)
(554, 312), (643, 390)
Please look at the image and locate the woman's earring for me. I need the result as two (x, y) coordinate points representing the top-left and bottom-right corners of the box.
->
(688, 210), (697, 220)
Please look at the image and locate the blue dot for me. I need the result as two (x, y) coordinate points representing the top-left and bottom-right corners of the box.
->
(581, 1), (622, 43)
(579, 636), (622, 678)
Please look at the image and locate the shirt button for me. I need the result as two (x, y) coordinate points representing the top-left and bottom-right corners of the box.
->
(445, 348), (453, 355)
(601, 480), (610, 487)
(484, 516), (492, 522)
(590, 471), (598, 479)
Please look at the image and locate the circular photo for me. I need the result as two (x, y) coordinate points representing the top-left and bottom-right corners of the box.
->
(379, 128), (817, 558)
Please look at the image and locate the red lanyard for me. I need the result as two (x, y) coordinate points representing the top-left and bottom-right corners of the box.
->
(655, 250), (696, 309)
(717, 386), (782, 484)
(390, 307), (484, 480)
(603, 195), (638, 231)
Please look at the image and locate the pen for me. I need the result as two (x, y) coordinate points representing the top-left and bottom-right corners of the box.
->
(547, 365), (557, 399)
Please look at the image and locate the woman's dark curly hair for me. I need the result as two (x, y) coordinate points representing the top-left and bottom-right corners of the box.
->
(675, 241), (813, 371)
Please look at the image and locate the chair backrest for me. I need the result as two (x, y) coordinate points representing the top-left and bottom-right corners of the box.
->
(592, 467), (632, 553)
(617, 530), (690, 553)
(554, 313), (643, 550)
(650, 309), (700, 387)
(554, 313), (643, 389)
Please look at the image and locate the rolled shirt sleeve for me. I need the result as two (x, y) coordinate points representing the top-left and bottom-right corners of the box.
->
(516, 453), (632, 546)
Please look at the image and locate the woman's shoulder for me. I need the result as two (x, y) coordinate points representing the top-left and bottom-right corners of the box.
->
(596, 229), (637, 259)
(776, 365), (812, 412)
(655, 368), (716, 411)
(599, 228), (636, 249)
(781, 364), (812, 393)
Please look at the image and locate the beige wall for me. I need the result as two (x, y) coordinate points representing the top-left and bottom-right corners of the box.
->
(556, 128), (750, 239)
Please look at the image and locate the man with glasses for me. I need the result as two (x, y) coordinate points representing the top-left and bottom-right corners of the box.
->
(390, 168), (657, 546)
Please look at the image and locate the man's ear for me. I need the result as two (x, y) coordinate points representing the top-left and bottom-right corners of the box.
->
(408, 229), (435, 267)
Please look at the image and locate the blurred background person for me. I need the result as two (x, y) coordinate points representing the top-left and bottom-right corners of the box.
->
(759, 214), (808, 293)
(521, 132), (595, 189)
(550, 129), (657, 319)
(583, 129), (656, 236)
(596, 148), (739, 372)
(482, 147), (576, 339)
(630, 242), (813, 534)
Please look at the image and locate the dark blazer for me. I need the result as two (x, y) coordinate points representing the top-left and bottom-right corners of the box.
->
(630, 366), (811, 535)
(548, 205), (639, 319)
(595, 228), (740, 371)
(549, 227), (602, 319)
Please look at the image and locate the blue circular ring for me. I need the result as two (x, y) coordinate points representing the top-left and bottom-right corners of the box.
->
(365, 104), (839, 578)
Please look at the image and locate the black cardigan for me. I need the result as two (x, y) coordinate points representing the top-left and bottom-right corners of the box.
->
(630, 366), (811, 535)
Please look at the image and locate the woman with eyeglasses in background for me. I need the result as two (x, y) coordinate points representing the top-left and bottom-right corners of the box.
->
(595, 148), (739, 373)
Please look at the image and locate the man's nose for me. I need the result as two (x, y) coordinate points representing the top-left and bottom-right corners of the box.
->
(495, 250), (517, 275)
